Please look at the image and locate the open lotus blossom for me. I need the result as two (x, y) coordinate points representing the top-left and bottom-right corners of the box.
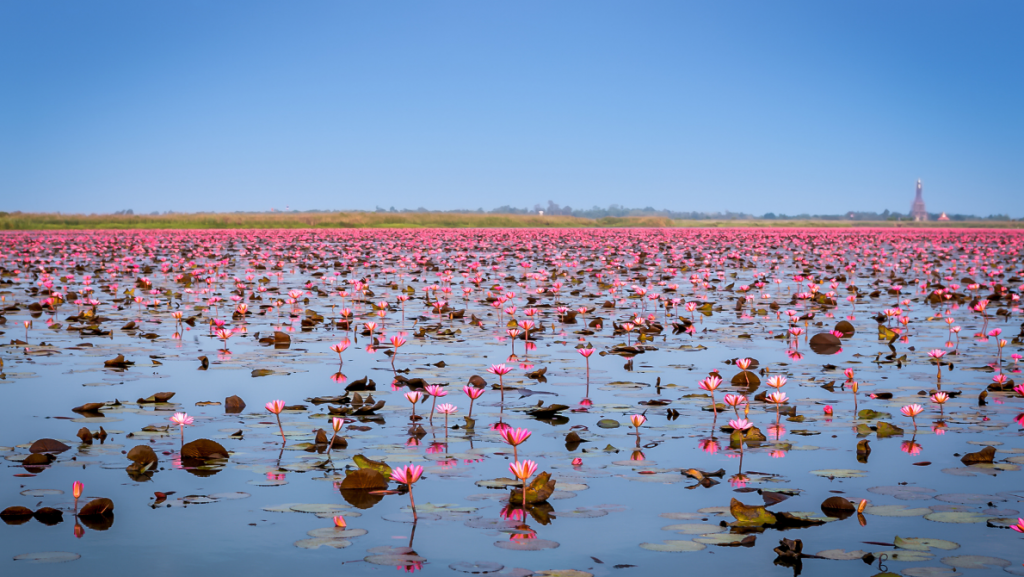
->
(329, 340), (349, 363)
(1010, 517), (1024, 533)
(723, 394), (746, 417)
(404, 391), (423, 418)
(436, 402), (457, 432)
(509, 459), (539, 507)
(930, 392), (949, 404)
(265, 400), (287, 443)
(699, 375), (722, 414)
(390, 464), (424, 520)
(424, 384), (447, 421)
(735, 358), (752, 370)
(500, 427), (532, 461)
(766, 375), (787, 389)
(766, 391), (788, 405)
(729, 418), (753, 432)
(170, 412), (194, 444)
(487, 363), (513, 404)
(901, 404), (924, 431)
(1014, 383), (1024, 397)
(463, 385), (485, 417)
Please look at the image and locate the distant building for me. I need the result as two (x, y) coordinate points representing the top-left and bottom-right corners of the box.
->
(938, 212), (950, 221)
(910, 180), (927, 221)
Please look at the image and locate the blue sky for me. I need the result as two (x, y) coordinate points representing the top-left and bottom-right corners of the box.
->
(1, 1), (1021, 216)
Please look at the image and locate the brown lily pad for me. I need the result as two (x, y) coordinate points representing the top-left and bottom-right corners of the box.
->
(180, 439), (229, 460)
(960, 446), (995, 465)
(29, 439), (70, 453)
(79, 498), (114, 516)
(127, 445), (159, 465)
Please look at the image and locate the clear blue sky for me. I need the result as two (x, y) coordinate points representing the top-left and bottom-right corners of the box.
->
(1, 1), (1021, 216)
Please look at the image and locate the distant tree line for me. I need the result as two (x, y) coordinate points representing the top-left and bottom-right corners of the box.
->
(365, 201), (1017, 221)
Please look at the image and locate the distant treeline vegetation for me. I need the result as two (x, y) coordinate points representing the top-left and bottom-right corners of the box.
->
(0, 203), (1018, 230)
(371, 201), (1017, 222)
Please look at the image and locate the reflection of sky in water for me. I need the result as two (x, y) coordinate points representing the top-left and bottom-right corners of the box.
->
(0, 229), (1022, 575)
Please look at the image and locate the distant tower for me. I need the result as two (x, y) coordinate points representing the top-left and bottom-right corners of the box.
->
(910, 180), (927, 221)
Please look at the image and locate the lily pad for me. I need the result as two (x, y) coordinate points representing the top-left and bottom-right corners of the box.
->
(13, 552), (81, 563)
(810, 468), (866, 478)
(923, 512), (991, 524)
(639, 539), (706, 552)
(939, 556), (1011, 570)
(894, 536), (960, 552)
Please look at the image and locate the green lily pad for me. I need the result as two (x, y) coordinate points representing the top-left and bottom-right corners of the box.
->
(900, 568), (962, 577)
(864, 506), (937, 518)
(894, 536), (960, 551)
(13, 552), (81, 563)
(661, 523), (725, 535)
(294, 538), (352, 549)
(694, 533), (755, 546)
(639, 539), (706, 552)
(939, 555), (1011, 570)
(494, 538), (560, 551)
(874, 550), (935, 562)
(815, 549), (871, 560)
(306, 527), (368, 538)
(923, 512), (991, 524)
(810, 468), (867, 478)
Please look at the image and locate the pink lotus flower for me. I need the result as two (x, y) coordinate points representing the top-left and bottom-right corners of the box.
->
(333, 515), (346, 528)
(629, 414), (647, 429)
(766, 375), (787, 389)
(843, 368), (854, 380)
(390, 464), (424, 519)
(73, 481), (83, 512)
(1010, 517), (1024, 533)
(736, 358), (753, 370)
(501, 427), (531, 461)
(329, 340), (350, 363)
(487, 364), (512, 405)
(729, 418), (753, 432)
(463, 385), (484, 417)
(509, 459), (539, 506)
(265, 400), (287, 443)
(901, 403), (924, 431)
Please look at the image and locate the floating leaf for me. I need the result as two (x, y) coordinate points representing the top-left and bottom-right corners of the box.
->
(939, 556), (1011, 570)
(923, 512), (991, 524)
(810, 469), (866, 478)
(639, 539), (706, 552)
(12, 552), (81, 563)
(894, 536), (960, 552)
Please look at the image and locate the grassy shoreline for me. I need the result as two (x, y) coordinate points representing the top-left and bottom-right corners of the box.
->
(0, 211), (1021, 230)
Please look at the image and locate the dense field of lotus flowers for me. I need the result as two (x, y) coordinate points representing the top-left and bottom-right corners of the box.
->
(0, 228), (1022, 575)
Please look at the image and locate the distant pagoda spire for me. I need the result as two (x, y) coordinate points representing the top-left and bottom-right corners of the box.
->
(910, 179), (927, 221)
